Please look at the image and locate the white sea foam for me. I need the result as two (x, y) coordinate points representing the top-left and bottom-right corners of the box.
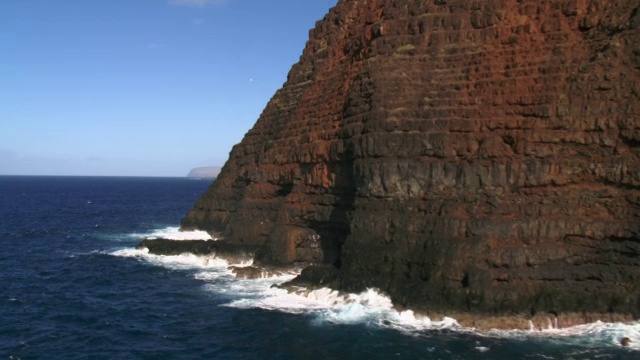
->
(110, 229), (640, 350)
(110, 247), (231, 270)
(130, 226), (214, 241)
(199, 270), (299, 300)
(223, 285), (457, 331)
(476, 319), (640, 351)
(147, 227), (214, 241)
(212, 270), (640, 348)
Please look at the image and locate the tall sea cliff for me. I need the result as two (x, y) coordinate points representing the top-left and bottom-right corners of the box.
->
(181, 0), (640, 325)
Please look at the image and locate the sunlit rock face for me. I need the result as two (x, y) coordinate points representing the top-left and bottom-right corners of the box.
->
(182, 0), (640, 318)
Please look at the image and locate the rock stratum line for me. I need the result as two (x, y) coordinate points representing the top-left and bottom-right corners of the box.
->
(178, 0), (640, 327)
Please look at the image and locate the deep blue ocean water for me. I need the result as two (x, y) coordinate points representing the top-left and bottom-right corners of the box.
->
(1, 176), (638, 359)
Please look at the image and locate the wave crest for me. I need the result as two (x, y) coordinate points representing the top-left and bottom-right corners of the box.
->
(130, 226), (214, 241)
(109, 227), (640, 350)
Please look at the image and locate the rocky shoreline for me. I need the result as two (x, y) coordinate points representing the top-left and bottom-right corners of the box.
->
(138, 238), (638, 330)
(136, 238), (257, 263)
(178, 0), (640, 327)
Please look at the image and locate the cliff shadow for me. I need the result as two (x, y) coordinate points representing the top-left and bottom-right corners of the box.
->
(306, 161), (356, 268)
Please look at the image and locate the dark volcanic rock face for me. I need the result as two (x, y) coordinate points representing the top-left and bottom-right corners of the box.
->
(182, 0), (640, 319)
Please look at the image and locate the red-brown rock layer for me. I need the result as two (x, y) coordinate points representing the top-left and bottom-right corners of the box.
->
(182, 0), (640, 320)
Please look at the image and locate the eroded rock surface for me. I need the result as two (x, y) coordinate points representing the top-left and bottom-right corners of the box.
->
(182, 0), (640, 320)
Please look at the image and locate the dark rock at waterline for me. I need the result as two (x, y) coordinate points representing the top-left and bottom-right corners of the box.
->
(229, 266), (289, 279)
(137, 238), (216, 256)
(621, 337), (632, 347)
(181, 0), (640, 322)
(281, 265), (339, 289)
(137, 238), (257, 262)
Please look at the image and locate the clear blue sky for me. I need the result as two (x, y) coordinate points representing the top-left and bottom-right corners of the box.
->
(1, 0), (337, 177)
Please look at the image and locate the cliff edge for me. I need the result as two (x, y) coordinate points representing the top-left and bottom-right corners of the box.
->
(181, 0), (640, 323)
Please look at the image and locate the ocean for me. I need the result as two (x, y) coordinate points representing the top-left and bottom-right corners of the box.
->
(1, 176), (638, 359)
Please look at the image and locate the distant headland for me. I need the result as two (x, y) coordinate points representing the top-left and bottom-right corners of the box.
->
(186, 166), (221, 179)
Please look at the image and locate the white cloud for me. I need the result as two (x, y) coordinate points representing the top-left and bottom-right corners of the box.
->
(168, 0), (227, 7)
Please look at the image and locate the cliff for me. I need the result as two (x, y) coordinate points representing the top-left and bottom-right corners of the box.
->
(181, 0), (640, 323)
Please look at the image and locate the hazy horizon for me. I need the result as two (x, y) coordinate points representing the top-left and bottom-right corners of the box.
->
(1, 0), (337, 177)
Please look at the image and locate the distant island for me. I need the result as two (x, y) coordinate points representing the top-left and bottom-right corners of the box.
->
(186, 166), (221, 179)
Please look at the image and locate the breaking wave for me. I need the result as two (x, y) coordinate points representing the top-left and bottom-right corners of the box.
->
(111, 228), (640, 352)
(128, 226), (215, 241)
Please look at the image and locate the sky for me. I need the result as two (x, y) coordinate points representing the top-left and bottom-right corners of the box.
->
(1, 0), (337, 177)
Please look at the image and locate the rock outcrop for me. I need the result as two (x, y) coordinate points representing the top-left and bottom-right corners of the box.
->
(181, 0), (640, 322)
